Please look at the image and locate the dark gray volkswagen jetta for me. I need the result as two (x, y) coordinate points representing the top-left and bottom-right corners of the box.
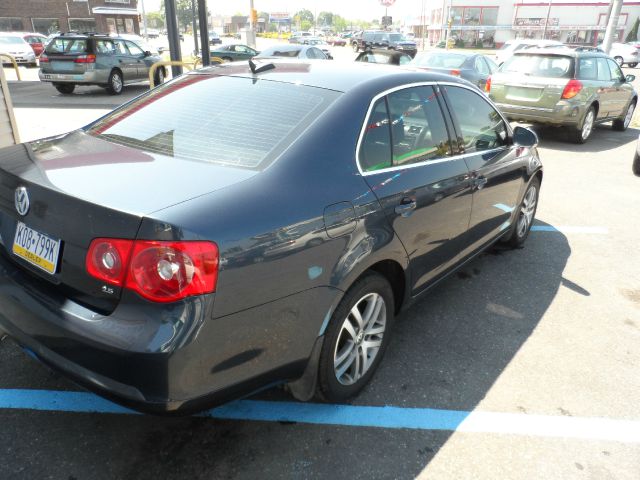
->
(0, 60), (542, 414)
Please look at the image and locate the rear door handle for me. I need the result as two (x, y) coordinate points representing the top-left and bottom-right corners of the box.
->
(394, 197), (417, 217)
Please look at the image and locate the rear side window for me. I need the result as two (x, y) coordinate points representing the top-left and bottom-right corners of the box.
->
(359, 98), (392, 172)
(443, 85), (508, 154)
(86, 75), (340, 170)
(387, 86), (451, 166)
(45, 38), (87, 54)
(578, 58), (597, 80)
(502, 54), (574, 78)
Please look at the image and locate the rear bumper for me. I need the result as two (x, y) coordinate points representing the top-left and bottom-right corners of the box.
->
(0, 250), (338, 414)
(38, 69), (108, 85)
(496, 101), (585, 126)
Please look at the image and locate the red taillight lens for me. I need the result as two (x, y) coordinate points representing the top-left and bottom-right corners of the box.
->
(485, 76), (491, 92)
(450, 69), (461, 76)
(561, 79), (583, 99)
(74, 54), (96, 64)
(39, 54), (49, 63)
(86, 239), (219, 303)
(86, 239), (134, 286)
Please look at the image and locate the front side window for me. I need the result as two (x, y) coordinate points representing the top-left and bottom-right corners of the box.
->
(607, 58), (625, 82)
(443, 85), (508, 153)
(86, 75), (340, 170)
(596, 58), (611, 81)
(126, 41), (144, 56)
(387, 86), (451, 166)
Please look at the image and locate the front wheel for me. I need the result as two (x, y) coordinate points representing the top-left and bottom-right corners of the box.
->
(614, 56), (624, 67)
(629, 62), (638, 68)
(53, 83), (75, 94)
(613, 101), (636, 131)
(153, 67), (165, 87)
(317, 273), (394, 402)
(352, 42), (359, 52)
(105, 70), (123, 95)
(569, 106), (595, 144)
(502, 176), (540, 248)
(633, 151), (640, 176)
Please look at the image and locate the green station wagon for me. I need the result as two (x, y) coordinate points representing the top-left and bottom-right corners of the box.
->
(38, 33), (165, 95)
(488, 49), (637, 143)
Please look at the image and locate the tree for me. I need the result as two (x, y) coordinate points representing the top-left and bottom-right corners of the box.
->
(333, 15), (347, 33)
(300, 20), (312, 32)
(317, 12), (334, 27)
(145, 11), (165, 29)
(295, 9), (314, 24)
(626, 17), (639, 42)
(160, 0), (196, 32)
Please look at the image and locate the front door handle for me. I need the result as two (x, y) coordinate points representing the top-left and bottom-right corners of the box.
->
(395, 198), (417, 217)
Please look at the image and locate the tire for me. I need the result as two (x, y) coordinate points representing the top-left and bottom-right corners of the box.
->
(633, 151), (640, 176)
(568, 106), (595, 144)
(352, 42), (359, 52)
(317, 273), (394, 402)
(629, 62), (638, 68)
(153, 67), (165, 87)
(613, 100), (636, 131)
(53, 83), (75, 94)
(614, 56), (624, 67)
(502, 176), (540, 248)
(105, 69), (123, 95)
(222, 56), (232, 62)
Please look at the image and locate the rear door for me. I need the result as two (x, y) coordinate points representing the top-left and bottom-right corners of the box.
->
(113, 39), (136, 81)
(579, 57), (614, 119)
(441, 84), (524, 251)
(358, 85), (474, 294)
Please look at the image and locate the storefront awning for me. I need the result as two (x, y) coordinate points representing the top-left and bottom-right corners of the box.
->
(92, 7), (138, 16)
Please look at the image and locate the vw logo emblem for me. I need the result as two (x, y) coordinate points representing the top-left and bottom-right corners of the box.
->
(15, 186), (30, 216)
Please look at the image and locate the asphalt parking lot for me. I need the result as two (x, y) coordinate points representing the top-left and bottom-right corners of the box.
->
(1, 46), (640, 479)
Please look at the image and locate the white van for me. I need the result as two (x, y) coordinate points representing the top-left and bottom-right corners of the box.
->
(495, 39), (564, 65)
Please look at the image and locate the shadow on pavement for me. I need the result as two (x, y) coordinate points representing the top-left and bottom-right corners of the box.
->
(0, 219), (571, 479)
(524, 123), (639, 154)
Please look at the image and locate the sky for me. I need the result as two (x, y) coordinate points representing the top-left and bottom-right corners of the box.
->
(139, 0), (419, 22)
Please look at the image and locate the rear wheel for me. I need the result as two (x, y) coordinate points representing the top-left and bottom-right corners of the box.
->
(352, 42), (359, 52)
(613, 100), (636, 131)
(569, 106), (595, 144)
(633, 151), (640, 176)
(53, 83), (75, 94)
(153, 66), (165, 87)
(105, 69), (123, 95)
(614, 56), (624, 67)
(502, 177), (540, 248)
(317, 273), (394, 402)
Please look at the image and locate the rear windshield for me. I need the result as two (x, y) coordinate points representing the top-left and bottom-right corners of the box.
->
(502, 54), (574, 78)
(45, 38), (88, 54)
(411, 53), (467, 68)
(86, 74), (340, 170)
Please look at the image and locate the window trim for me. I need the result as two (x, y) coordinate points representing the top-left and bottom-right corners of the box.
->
(355, 81), (512, 177)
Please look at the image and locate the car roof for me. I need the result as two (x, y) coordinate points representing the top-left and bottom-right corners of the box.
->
(197, 58), (471, 93)
(514, 47), (609, 58)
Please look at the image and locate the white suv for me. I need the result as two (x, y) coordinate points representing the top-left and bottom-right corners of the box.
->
(495, 39), (563, 66)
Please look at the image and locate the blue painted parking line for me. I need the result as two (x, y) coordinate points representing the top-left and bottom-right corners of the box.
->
(531, 225), (609, 234)
(1, 389), (639, 443)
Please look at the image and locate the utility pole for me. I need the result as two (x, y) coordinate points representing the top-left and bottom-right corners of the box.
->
(198, 0), (210, 66)
(248, 0), (256, 47)
(164, 0), (183, 76)
(140, 0), (148, 38)
(445, 0), (452, 48)
(191, 0), (199, 55)
(602, 0), (623, 54)
(542, 0), (552, 40)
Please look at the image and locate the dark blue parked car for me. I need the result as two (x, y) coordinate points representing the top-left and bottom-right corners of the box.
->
(0, 60), (542, 414)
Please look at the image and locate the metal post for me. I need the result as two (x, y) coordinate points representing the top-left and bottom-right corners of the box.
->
(446, 0), (452, 48)
(198, 0), (210, 66)
(602, 0), (623, 54)
(191, 0), (199, 55)
(164, 0), (183, 76)
(542, 0), (552, 40)
(140, 0), (148, 38)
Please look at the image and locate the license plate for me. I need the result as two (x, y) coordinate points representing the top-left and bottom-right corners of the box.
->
(12, 222), (61, 275)
(506, 86), (543, 101)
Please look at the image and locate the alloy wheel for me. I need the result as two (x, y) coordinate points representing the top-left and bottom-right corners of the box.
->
(624, 103), (635, 129)
(112, 73), (123, 93)
(517, 184), (537, 238)
(333, 292), (386, 386)
(581, 109), (594, 140)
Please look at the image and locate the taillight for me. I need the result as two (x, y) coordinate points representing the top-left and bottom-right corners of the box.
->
(74, 54), (96, 64)
(39, 54), (49, 63)
(561, 79), (583, 99)
(86, 239), (219, 303)
(485, 76), (492, 92)
(450, 69), (460, 76)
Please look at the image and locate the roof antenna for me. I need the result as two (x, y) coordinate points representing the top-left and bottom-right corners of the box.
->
(249, 59), (275, 74)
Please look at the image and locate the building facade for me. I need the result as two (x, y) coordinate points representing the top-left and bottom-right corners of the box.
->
(0, 0), (139, 35)
(407, 0), (640, 47)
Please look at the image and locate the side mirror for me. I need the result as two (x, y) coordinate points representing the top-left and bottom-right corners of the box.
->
(626, 74), (636, 83)
(512, 126), (538, 148)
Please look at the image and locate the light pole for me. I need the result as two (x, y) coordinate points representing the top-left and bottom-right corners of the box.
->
(542, 0), (552, 40)
(140, 0), (148, 38)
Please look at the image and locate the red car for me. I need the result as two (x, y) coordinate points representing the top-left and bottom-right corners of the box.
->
(328, 36), (346, 47)
(20, 33), (48, 57)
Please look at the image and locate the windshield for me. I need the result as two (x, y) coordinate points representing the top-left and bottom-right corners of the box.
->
(0, 36), (25, 46)
(389, 33), (404, 42)
(411, 53), (467, 68)
(86, 75), (340, 170)
(502, 54), (574, 78)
